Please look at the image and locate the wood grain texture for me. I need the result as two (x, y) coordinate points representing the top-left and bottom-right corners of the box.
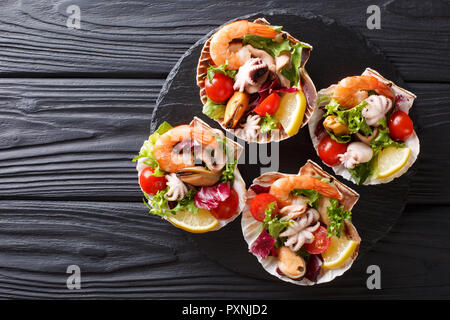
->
(0, 78), (161, 201)
(0, 201), (447, 299)
(0, 0), (448, 300)
(0, 0), (449, 82)
(0, 79), (447, 204)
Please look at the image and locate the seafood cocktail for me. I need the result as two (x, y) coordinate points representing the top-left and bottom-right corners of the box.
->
(242, 160), (360, 285)
(133, 117), (246, 233)
(309, 68), (419, 185)
(197, 18), (317, 143)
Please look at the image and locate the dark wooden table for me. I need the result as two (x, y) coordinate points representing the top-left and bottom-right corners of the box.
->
(0, 0), (449, 299)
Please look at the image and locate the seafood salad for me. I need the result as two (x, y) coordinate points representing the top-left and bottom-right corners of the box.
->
(241, 161), (360, 285)
(309, 68), (420, 185)
(197, 18), (317, 143)
(133, 117), (246, 233)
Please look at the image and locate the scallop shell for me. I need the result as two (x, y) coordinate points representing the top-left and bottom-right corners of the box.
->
(308, 67), (420, 185)
(196, 18), (317, 143)
(241, 160), (360, 285)
(137, 117), (247, 232)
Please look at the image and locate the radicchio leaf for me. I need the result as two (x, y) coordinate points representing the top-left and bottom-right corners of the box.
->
(250, 184), (271, 194)
(194, 181), (230, 210)
(258, 78), (281, 103)
(252, 78), (298, 113)
(275, 87), (299, 93)
(304, 254), (323, 282)
(250, 229), (276, 259)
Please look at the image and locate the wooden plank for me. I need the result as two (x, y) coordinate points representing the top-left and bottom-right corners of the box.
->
(407, 83), (450, 204)
(0, 0), (448, 82)
(0, 201), (447, 299)
(0, 78), (161, 201)
(0, 79), (446, 204)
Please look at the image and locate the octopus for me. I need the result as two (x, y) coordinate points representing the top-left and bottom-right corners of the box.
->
(164, 173), (188, 201)
(244, 45), (291, 87)
(338, 142), (374, 169)
(280, 207), (320, 252)
(233, 114), (261, 141)
(279, 197), (308, 220)
(233, 57), (268, 94)
(362, 95), (392, 126)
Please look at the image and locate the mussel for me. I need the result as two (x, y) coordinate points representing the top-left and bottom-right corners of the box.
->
(277, 246), (306, 279)
(176, 166), (221, 187)
(223, 92), (250, 129)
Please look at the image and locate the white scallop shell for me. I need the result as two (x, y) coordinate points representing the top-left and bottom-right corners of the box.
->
(308, 68), (420, 185)
(137, 117), (247, 232)
(241, 160), (360, 285)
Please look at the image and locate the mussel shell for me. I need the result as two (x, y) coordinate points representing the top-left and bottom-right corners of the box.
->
(176, 166), (221, 187)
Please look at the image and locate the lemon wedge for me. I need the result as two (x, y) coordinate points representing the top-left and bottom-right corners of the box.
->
(377, 146), (411, 179)
(275, 91), (307, 136)
(166, 208), (219, 233)
(322, 235), (358, 269)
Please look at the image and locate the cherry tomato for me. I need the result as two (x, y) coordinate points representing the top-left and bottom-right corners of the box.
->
(318, 135), (348, 166)
(250, 193), (279, 222)
(205, 72), (234, 103)
(139, 167), (167, 195)
(304, 226), (331, 254)
(253, 92), (280, 116)
(388, 110), (414, 141)
(211, 189), (239, 220)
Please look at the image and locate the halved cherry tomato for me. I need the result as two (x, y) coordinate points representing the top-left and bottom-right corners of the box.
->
(253, 92), (280, 116)
(388, 110), (414, 141)
(250, 193), (279, 222)
(318, 135), (348, 166)
(304, 226), (330, 254)
(139, 167), (167, 195)
(211, 189), (239, 220)
(205, 72), (234, 103)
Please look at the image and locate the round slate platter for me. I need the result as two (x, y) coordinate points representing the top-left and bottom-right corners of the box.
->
(151, 10), (415, 283)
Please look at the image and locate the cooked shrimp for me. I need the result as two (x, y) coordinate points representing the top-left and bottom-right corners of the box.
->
(333, 75), (394, 109)
(270, 176), (342, 207)
(153, 125), (225, 173)
(210, 20), (278, 70)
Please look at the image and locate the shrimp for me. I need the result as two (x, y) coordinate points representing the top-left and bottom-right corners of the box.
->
(153, 125), (225, 173)
(270, 176), (342, 207)
(210, 20), (278, 70)
(333, 75), (394, 109)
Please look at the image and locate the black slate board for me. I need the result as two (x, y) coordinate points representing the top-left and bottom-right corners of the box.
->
(151, 11), (413, 283)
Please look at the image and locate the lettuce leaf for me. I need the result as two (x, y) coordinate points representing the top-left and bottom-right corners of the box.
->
(348, 159), (374, 185)
(263, 202), (291, 247)
(146, 188), (198, 217)
(132, 121), (173, 177)
(326, 130), (352, 144)
(207, 62), (237, 83)
(202, 98), (226, 120)
(324, 100), (372, 137)
(291, 189), (320, 209)
(169, 189), (198, 214)
(220, 139), (237, 184)
(370, 119), (405, 154)
(260, 113), (277, 133)
(242, 35), (291, 58)
(326, 198), (352, 238)
(280, 43), (303, 87)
